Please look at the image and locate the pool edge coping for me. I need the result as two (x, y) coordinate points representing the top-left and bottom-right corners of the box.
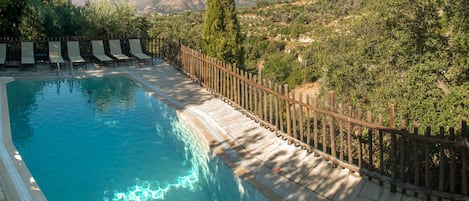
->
(123, 71), (322, 201)
(124, 72), (290, 200)
(0, 77), (47, 201)
(124, 71), (286, 200)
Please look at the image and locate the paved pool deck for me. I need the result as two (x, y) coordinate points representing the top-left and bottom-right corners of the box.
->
(0, 61), (424, 201)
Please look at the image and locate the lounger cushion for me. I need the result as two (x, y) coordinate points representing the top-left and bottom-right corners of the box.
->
(109, 40), (131, 60)
(21, 42), (35, 65)
(91, 40), (114, 62)
(69, 56), (85, 63)
(21, 57), (35, 64)
(66, 41), (86, 63)
(129, 39), (151, 61)
(94, 55), (113, 62)
(49, 41), (65, 64)
(112, 54), (131, 60)
(132, 53), (152, 60)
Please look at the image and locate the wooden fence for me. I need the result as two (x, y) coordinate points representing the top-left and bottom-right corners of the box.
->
(1, 36), (467, 200)
(155, 39), (469, 201)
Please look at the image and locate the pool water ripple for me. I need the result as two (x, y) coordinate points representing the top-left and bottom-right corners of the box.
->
(7, 76), (267, 201)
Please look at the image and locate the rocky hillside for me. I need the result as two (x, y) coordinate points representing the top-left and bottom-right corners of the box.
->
(71, 0), (275, 14)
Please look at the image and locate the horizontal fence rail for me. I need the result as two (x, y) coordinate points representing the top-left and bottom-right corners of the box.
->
(157, 40), (469, 201)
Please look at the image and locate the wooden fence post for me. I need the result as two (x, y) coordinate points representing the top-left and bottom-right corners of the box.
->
(299, 93), (304, 143)
(269, 81), (273, 127)
(338, 104), (344, 162)
(424, 126), (431, 200)
(258, 78), (263, 120)
(263, 79), (268, 123)
(249, 73), (253, 113)
(292, 92), (298, 141)
(278, 84), (284, 134)
(306, 95), (312, 151)
(253, 75), (258, 118)
(357, 108), (363, 170)
(207, 57), (214, 94)
(347, 105), (353, 165)
(242, 71), (246, 109)
(215, 59), (220, 95)
(322, 100), (327, 154)
(438, 126), (446, 194)
(399, 120), (407, 194)
(222, 62), (227, 98)
(329, 91), (337, 165)
(206, 56), (211, 89)
(389, 104), (397, 192)
(413, 124), (420, 197)
(236, 68), (241, 107)
(391, 128), (397, 193)
(461, 119), (468, 195)
(367, 111), (373, 172)
(314, 99), (319, 150)
(220, 61), (225, 98)
(285, 85), (291, 143)
(449, 127), (456, 194)
(275, 83), (280, 132)
(229, 64), (234, 101)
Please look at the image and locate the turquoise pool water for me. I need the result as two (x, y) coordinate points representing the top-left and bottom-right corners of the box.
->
(7, 76), (267, 201)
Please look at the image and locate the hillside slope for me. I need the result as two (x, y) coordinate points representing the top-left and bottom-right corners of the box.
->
(70, 0), (275, 13)
(150, 0), (468, 129)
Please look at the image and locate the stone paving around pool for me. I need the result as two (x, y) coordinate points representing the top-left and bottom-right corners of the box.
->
(0, 61), (425, 201)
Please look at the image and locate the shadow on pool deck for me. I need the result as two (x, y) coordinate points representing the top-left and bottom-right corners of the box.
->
(0, 61), (423, 201)
(131, 62), (214, 107)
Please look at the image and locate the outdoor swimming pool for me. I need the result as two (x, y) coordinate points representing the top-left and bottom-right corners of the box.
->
(6, 75), (267, 201)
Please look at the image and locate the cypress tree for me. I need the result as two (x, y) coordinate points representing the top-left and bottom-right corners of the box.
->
(203, 0), (244, 68)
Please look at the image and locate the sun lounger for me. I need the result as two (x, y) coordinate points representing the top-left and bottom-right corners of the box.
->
(21, 42), (35, 70)
(0, 43), (6, 70)
(48, 41), (65, 74)
(67, 41), (86, 71)
(109, 39), (131, 65)
(129, 39), (152, 64)
(91, 40), (114, 66)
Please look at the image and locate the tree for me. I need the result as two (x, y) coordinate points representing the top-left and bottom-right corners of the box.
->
(203, 0), (244, 68)
(81, 0), (140, 37)
(442, 0), (469, 85)
(0, 0), (27, 36)
(18, 0), (85, 39)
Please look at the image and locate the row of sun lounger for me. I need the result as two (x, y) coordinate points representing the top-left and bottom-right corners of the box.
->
(0, 39), (152, 71)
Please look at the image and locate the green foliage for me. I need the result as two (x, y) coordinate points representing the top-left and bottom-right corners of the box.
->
(4, 0), (146, 39)
(244, 36), (285, 65)
(442, 0), (469, 85)
(256, 0), (271, 8)
(80, 0), (144, 37)
(148, 12), (204, 49)
(262, 52), (296, 83)
(0, 0), (27, 36)
(238, 0), (468, 129)
(315, 0), (469, 129)
(262, 51), (319, 87)
(19, 0), (84, 39)
(203, 0), (245, 68)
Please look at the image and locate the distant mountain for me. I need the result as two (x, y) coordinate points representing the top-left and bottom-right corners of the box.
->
(70, 0), (269, 14)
